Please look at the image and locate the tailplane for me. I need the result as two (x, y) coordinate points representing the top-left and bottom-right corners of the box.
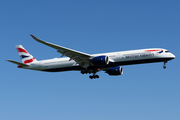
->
(6, 60), (29, 68)
(16, 45), (37, 64)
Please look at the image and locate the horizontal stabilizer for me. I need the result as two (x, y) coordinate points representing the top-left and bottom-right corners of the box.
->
(6, 60), (29, 67)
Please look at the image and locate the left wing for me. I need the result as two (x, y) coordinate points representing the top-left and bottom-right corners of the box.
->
(30, 35), (92, 68)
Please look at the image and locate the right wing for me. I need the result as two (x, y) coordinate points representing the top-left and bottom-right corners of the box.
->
(30, 35), (92, 68)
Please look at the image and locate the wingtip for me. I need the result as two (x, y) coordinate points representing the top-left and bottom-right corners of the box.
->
(30, 34), (36, 39)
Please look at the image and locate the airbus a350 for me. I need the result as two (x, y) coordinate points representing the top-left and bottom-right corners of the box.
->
(7, 35), (175, 79)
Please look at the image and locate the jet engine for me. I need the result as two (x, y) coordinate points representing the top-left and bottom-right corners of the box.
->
(106, 66), (123, 76)
(91, 55), (109, 66)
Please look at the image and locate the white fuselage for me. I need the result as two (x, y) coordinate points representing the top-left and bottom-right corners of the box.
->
(24, 48), (175, 72)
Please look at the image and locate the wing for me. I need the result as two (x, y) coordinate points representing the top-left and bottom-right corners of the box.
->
(6, 60), (29, 67)
(30, 35), (92, 67)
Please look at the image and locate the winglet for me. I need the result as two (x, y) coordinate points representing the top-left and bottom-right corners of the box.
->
(30, 34), (36, 39)
(30, 34), (65, 50)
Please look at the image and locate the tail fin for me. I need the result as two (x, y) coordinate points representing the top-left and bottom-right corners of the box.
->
(16, 45), (37, 64)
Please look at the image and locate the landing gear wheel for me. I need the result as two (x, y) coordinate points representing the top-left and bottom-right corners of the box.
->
(89, 75), (99, 79)
(163, 65), (166, 69)
(89, 76), (93, 79)
(95, 75), (99, 78)
(163, 61), (167, 69)
(81, 69), (88, 74)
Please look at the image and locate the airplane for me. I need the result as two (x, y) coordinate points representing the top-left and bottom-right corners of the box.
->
(7, 35), (175, 79)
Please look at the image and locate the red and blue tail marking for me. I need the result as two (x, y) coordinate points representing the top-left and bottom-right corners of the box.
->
(16, 45), (37, 64)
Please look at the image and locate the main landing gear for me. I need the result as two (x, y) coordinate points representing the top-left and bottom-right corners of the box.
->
(81, 69), (91, 74)
(81, 69), (99, 79)
(89, 74), (99, 79)
(163, 61), (167, 69)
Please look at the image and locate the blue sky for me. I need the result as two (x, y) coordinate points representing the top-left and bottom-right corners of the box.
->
(1, 0), (180, 120)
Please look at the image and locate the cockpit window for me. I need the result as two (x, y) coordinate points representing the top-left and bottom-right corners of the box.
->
(165, 51), (170, 53)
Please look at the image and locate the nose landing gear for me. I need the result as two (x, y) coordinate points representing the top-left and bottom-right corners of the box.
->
(163, 61), (167, 69)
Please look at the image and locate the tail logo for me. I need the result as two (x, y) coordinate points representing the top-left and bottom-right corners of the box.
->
(23, 57), (36, 64)
(17, 48), (28, 53)
(16, 45), (37, 64)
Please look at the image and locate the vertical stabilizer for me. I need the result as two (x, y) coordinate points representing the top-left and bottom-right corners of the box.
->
(16, 45), (37, 64)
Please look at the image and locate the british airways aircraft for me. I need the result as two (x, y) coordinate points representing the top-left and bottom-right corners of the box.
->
(7, 35), (175, 79)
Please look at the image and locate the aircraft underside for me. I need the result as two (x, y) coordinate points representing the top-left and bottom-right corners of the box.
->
(41, 57), (174, 79)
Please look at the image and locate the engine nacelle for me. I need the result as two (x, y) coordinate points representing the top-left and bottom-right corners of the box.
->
(106, 66), (123, 76)
(91, 55), (109, 66)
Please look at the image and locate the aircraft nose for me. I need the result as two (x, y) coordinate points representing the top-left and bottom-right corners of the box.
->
(171, 53), (175, 59)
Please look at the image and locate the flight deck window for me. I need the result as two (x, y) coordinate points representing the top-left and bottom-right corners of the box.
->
(165, 51), (170, 53)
